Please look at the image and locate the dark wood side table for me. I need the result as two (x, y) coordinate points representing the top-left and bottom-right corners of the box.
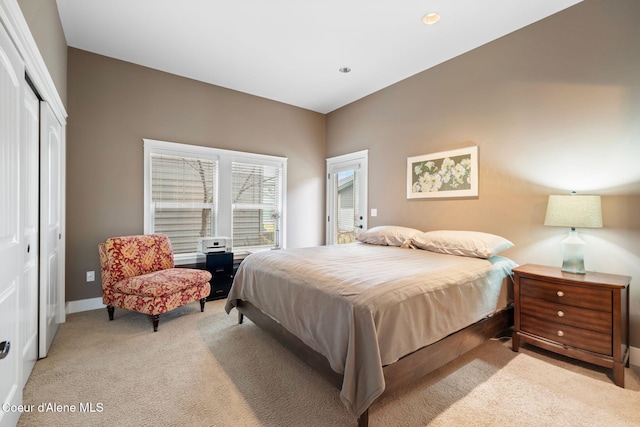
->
(512, 264), (631, 387)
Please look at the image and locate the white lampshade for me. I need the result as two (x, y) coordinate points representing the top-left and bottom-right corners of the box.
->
(544, 193), (602, 274)
(544, 194), (603, 229)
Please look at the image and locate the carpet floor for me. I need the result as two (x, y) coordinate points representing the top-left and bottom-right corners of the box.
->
(17, 299), (640, 427)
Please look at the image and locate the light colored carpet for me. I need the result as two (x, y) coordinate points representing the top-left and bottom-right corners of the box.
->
(18, 299), (640, 427)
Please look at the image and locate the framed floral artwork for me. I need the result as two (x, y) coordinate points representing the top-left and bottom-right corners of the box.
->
(407, 146), (478, 199)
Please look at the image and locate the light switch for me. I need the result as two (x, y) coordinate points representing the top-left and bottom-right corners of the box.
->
(370, 208), (377, 217)
(86, 271), (95, 282)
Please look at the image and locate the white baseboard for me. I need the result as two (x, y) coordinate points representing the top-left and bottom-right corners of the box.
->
(61, 296), (640, 367)
(65, 297), (104, 314)
(630, 346), (640, 367)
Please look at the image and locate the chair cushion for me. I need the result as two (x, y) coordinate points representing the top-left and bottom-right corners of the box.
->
(112, 268), (212, 297)
(103, 282), (211, 316)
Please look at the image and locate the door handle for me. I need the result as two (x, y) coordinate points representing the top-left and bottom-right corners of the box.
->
(0, 341), (9, 360)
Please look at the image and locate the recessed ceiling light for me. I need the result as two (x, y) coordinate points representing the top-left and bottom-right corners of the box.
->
(339, 67), (352, 73)
(423, 12), (440, 25)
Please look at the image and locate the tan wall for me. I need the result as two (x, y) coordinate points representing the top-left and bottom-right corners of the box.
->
(327, 0), (640, 346)
(18, 0), (67, 107)
(22, 0), (640, 349)
(66, 48), (326, 301)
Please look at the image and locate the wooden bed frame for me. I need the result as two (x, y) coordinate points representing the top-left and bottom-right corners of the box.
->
(235, 299), (513, 427)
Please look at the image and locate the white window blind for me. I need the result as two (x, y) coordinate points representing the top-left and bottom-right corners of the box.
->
(150, 153), (217, 254)
(232, 161), (283, 250)
(145, 139), (287, 262)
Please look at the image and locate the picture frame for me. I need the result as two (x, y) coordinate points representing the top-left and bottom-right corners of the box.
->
(407, 146), (478, 199)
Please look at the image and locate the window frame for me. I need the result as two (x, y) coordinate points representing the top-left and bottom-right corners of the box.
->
(144, 138), (287, 265)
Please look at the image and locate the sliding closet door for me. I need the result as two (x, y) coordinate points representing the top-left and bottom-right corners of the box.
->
(0, 21), (25, 427)
(20, 84), (40, 383)
(39, 101), (65, 358)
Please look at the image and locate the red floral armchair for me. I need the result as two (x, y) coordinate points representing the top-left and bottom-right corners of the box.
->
(98, 234), (212, 331)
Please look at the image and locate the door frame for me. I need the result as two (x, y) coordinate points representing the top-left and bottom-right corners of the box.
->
(326, 150), (368, 245)
(0, 2), (66, 124)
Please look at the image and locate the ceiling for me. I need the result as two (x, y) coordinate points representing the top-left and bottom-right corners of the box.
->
(56, 0), (582, 114)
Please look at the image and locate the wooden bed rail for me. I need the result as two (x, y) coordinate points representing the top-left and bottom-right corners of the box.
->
(235, 300), (513, 427)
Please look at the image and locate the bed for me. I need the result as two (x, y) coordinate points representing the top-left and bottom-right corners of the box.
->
(224, 228), (517, 426)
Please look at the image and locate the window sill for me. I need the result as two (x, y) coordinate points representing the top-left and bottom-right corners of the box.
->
(175, 253), (206, 267)
(174, 247), (277, 266)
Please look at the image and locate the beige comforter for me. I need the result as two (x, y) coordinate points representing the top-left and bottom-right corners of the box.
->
(225, 243), (516, 417)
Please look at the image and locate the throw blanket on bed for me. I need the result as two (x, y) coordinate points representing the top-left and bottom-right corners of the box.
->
(225, 243), (516, 417)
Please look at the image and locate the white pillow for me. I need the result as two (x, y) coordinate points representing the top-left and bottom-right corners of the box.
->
(357, 225), (424, 247)
(410, 230), (514, 259)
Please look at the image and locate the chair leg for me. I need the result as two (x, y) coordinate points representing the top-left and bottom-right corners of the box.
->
(152, 314), (160, 332)
(200, 298), (206, 312)
(107, 305), (114, 321)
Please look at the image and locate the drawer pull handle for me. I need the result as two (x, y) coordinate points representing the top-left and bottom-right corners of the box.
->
(556, 291), (564, 297)
(557, 330), (564, 337)
(557, 310), (565, 317)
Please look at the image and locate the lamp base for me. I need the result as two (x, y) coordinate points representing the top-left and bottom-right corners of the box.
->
(560, 228), (586, 274)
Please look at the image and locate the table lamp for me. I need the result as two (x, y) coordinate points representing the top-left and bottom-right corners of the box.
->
(543, 191), (602, 274)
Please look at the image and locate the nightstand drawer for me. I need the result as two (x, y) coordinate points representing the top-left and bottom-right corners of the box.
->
(520, 277), (611, 312)
(521, 314), (612, 355)
(520, 296), (611, 334)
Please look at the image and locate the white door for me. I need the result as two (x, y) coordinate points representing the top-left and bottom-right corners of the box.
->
(0, 22), (25, 427)
(39, 101), (65, 358)
(326, 150), (368, 245)
(20, 84), (40, 383)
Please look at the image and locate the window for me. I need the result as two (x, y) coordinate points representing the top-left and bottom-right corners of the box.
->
(144, 139), (286, 264)
(232, 162), (283, 249)
(337, 170), (357, 243)
(150, 154), (217, 254)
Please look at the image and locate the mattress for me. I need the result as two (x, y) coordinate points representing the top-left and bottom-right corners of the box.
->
(225, 242), (517, 417)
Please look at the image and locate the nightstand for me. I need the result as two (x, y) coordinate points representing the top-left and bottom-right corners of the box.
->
(512, 264), (630, 387)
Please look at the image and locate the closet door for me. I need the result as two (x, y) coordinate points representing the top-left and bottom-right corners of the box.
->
(20, 84), (40, 384)
(39, 101), (65, 358)
(0, 22), (25, 427)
